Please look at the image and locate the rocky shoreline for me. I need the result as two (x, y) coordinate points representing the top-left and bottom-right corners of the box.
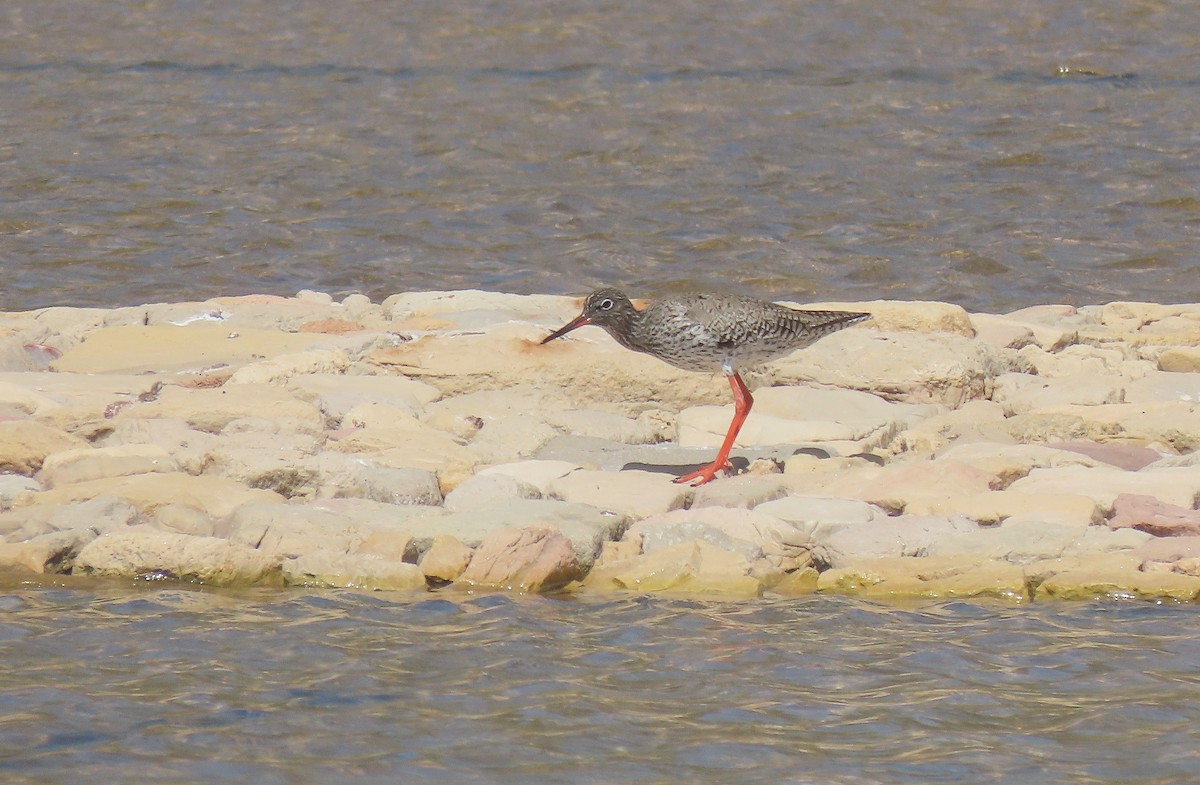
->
(1, 289), (1199, 602)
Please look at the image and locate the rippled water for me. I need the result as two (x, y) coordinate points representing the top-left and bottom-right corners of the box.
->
(1, 584), (1198, 784)
(3, 0), (1200, 311)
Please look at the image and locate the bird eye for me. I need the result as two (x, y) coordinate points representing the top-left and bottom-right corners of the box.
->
(599, 298), (615, 311)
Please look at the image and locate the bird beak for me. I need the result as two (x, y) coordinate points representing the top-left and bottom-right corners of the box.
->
(541, 313), (591, 344)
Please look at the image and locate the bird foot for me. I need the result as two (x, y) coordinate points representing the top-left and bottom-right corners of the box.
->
(673, 461), (732, 487)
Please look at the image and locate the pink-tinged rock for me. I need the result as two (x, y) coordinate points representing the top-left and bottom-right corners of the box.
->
(457, 525), (582, 592)
(1050, 441), (1163, 471)
(1108, 493), (1200, 537)
(1136, 535), (1200, 566)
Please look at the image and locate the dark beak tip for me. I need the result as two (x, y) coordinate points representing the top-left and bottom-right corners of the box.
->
(540, 314), (590, 345)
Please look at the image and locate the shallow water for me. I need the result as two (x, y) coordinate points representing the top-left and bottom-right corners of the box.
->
(4, 0), (1200, 311)
(1, 584), (1198, 784)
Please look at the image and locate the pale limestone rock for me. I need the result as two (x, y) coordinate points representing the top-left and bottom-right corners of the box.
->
(75, 528), (279, 585)
(773, 330), (1009, 408)
(1076, 526), (1152, 554)
(0, 337), (37, 372)
(281, 552), (425, 591)
(226, 348), (351, 385)
(677, 406), (884, 452)
(818, 514), (980, 567)
(458, 525), (582, 592)
(0, 380), (63, 416)
(817, 555), (1029, 603)
(309, 456), (446, 511)
(0, 421), (89, 475)
(370, 322), (731, 413)
(1158, 347), (1200, 373)
(690, 474), (790, 510)
(443, 473), (542, 513)
(125, 384), (325, 433)
(968, 313), (1036, 349)
(753, 496), (886, 540)
(419, 534), (474, 582)
(0, 530), (89, 573)
(1100, 301), (1178, 327)
(536, 433), (801, 476)
(547, 469), (691, 518)
(464, 415), (561, 464)
(888, 399), (1009, 455)
(1033, 552), (1200, 602)
(340, 402), (422, 430)
(991, 372), (1125, 415)
(203, 446), (319, 499)
(999, 304), (1083, 350)
(582, 539), (766, 598)
(997, 411), (1111, 444)
(286, 373), (438, 422)
(0, 474), (40, 505)
(354, 529), (414, 561)
(51, 324), (328, 374)
(226, 501), (429, 558)
(927, 517), (1092, 564)
(475, 460), (581, 493)
(425, 386), (575, 427)
(38, 444), (179, 489)
(153, 503), (215, 537)
(629, 506), (808, 574)
(0, 507), (53, 542)
(934, 442), (1102, 484)
(1118, 404), (1200, 452)
(1015, 343), (1134, 378)
(384, 289), (570, 328)
(399, 498), (627, 570)
(328, 426), (478, 491)
(296, 289), (335, 305)
(814, 459), (999, 514)
(1167, 557), (1200, 577)
(221, 416), (326, 441)
(754, 386), (938, 424)
(544, 409), (661, 445)
(904, 491), (1100, 526)
(1124, 371), (1200, 404)
(99, 418), (222, 475)
(45, 497), (142, 534)
(1007, 465), (1200, 512)
(1136, 536), (1200, 570)
(24, 472), (284, 519)
(810, 299), (973, 336)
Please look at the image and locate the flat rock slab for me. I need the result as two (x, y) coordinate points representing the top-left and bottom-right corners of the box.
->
(74, 527), (279, 586)
(399, 498), (629, 570)
(52, 324), (330, 374)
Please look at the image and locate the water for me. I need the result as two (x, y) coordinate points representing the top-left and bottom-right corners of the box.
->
(5, 4), (1200, 781)
(3, 0), (1200, 312)
(1, 584), (1198, 784)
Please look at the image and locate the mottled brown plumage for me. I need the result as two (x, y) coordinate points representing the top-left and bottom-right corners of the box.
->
(542, 288), (870, 485)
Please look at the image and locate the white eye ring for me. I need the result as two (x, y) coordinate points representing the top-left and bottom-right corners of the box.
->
(599, 298), (615, 311)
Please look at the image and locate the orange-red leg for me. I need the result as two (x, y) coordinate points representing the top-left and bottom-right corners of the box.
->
(674, 371), (753, 486)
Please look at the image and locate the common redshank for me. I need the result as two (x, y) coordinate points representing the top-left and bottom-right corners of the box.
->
(542, 288), (871, 486)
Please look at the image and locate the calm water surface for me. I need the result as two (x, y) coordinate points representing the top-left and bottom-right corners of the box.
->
(1, 585), (1198, 784)
(4, 4), (1200, 781)
(3, 0), (1200, 311)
